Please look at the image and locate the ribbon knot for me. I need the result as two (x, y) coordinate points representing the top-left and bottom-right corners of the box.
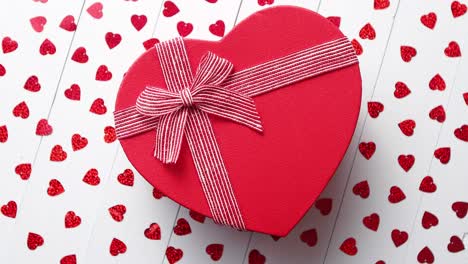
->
(179, 88), (194, 107)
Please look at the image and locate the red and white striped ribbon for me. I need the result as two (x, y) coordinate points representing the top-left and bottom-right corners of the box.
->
(114, 37), (358, 229)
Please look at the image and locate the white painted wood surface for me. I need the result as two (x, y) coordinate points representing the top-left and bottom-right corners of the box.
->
(0, 0), (467, 263)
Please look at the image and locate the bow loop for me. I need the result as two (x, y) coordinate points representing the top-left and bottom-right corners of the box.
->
(135, 86), (183, 117)
(191, 52), (234, 88)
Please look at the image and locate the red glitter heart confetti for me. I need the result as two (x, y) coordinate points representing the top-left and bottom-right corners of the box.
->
(87, 2), (103, 19)
(429, 74), (446, 91)
(374, 0), (390, 10)
(95, 65), (112, 81)
(300, 229), (318, 247)
(27, 232), (44, 250)
(353, 180), (370, 199)
(104, 126), (116, 143)
(394, 81), (411, 98)
(454, 124), (468, 142)
(0, 64), (6, 76)
(429, 105), (446, 123)
(420, 12), (437, 29)
(71, 133), (88, 151)
(177, 21), (193, 37)
(131, 14), (147, 31)
(36, 119), (53, 136)
(340, 237), (358, 256)
(153, 187), (165, 200)
(248, 249), (266, 264)
(2, 37), (18, 54)
(421, 211), (438, 229)
(47, 179), (65, 196)
(447, 235), (465, 253)
(83, 168), (100, 186)
(166, 246), (183, 264)
(351, 39), (363, 55)
(359, 23), (376, 40)
(434, 147), (450, 164)
(143, 38), (160, 50)
(314, 198), (332, 215)
(1, 201), (17, 218)
(173, 218), (192, 236)
(109, 238), (127, 256)
(189, 210), (205, 223)
(39, 38), (56, 55)
(60, 255), (77, 264)
(359, 141), (376, 160)
(71, 47), (88, 63)
(444, 41), (461, 58)
(90, 98), (107, 115)
(117, 169), (134, 186)
(452, 201), (468, 218)
(0, 125), (8, 143)
(162, 1), (179, 17)
(105, 32), (121, 49)
(363, 213), (380, 231)
(59, 15), (77, 31)
(209, 20), (225, 37)
(206, 243), (224, 261)
(398, 154), (415, 172)
(50, 145), (67, 162)
(64, 211), (81, 228)
(398, 119), (415, 136)
(64, 84), (81, 100)
(417, 247), (434, 263)
(13, 101), (30, 119)
(391, 229), (408, 247)
(24, 75), (41, 92)
(368, 101), (384, 118)
(388, 186), (406, 203)
(258, 0), (274, 6)
(144, 223), (161, 240)
(30, 16), (47, 32)
(452, 1), (467, 18)
(108, 204), (126, 222)
(419, 176), (437, 193)
(400, 45), (417, 62)
(15, 163), (32, 180)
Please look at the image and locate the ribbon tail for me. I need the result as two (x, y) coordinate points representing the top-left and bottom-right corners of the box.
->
(191, 52), (233, 88)
(185, 108), (246, 230)
(194, 86), (263, 133)
(154, 109), (188, 164)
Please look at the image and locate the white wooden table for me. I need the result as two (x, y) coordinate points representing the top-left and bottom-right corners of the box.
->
(0, 0), (467, 263)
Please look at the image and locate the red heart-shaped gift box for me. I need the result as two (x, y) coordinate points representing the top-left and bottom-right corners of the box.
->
(115, 6), (361, 236)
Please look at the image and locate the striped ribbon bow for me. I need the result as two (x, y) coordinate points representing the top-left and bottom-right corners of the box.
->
(114, 37), (358, 230)
(136, 51), (263, 164)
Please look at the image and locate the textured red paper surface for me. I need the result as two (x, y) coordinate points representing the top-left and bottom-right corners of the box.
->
(115, 6), (361, 236)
